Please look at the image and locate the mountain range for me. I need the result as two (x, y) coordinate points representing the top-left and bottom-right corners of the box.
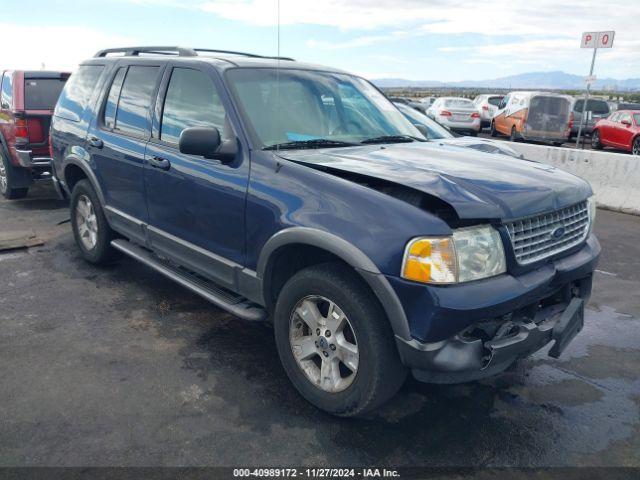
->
(373, 71), (640, 91)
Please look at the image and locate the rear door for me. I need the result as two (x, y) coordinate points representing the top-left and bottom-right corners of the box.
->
(599, 112), (618, 146)
(144, 63), (249, 288)
(616, 112), (635, 149)
(88, 63), (163, 243)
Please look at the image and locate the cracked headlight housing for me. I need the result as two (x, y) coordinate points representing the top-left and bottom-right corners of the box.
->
(402, 225), (507, 284)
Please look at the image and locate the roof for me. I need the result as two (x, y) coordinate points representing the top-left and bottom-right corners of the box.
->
(87, 46), (347, 74)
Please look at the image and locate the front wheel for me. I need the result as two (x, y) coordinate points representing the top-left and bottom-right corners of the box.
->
(633, 137), (640, 156)
(591, 130), (603, 150)
(490, 121), (498, 137)
(274, 263), (406, 417)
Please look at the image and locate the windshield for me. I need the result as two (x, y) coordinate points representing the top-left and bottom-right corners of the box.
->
(395, 103), (453, 139)
(226, 68), (422, 149)
(634, 114), (640, 125)
(488, 96), (503, 107)
(444, 98), (474, 108)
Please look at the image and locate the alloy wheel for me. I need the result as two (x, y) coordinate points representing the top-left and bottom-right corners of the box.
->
(592, 131), (600, 148)
(289, 295), (359, 393)
(633, 138), (640, 156)
(76, 194), (99, 250)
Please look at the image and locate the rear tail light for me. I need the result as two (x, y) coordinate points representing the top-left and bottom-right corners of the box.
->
(569, 112), (574, 130)
(471, 112), (481, 118)
(440, 110), (452, 117)
(14, 118), (29, 144)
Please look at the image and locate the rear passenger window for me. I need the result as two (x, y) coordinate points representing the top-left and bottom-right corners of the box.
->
(114, 66), (159, 138)
(24, 78), (68, 110)
(55, 65), (104, 122)
(103, 68), (126, 129)
(1, 73), (13, 109)
(160, 68), (226, 145)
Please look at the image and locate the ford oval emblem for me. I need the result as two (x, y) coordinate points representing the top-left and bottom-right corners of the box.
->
(551, 226), (565, 239)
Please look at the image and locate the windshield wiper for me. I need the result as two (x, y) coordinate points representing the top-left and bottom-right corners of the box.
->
(360, 134), (424, 145)
(263, 139), (358, 150)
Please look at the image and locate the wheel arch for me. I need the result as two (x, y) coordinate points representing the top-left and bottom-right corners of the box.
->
(257, 227), (411, 340)
(62, 157), (106, 207)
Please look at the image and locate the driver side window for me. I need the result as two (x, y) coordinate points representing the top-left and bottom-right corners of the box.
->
(160, 68), (226, 145)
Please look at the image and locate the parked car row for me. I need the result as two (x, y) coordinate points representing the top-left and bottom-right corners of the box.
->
(2, 47), (601, 419)
(399, 91), (639, 154)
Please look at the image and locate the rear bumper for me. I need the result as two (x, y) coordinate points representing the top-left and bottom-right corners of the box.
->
(391, 234), (600, 383)
(15, 149), (52, 169)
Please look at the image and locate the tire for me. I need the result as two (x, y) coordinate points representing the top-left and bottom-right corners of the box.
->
(0, 150), (29, 200)
(509, 126), (518, 142)
(469, 131), (478, 137)
(274, 263), (406, 417)
(591, 130), (603, 150)
(70, 179), (115, 264)
(490, 121), (498, 137)
(633, 137), (640, 156)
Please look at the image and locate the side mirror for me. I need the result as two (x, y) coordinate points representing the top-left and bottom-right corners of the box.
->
(621, 119), (632, 127)
(414, 124), (430, 139)
(179, 127), (237, 162)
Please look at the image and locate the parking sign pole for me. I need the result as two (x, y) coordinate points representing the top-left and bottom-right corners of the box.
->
(575, 47), (597, 149)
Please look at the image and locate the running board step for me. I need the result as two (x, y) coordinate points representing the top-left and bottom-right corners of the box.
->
(111, 239), (267, 322)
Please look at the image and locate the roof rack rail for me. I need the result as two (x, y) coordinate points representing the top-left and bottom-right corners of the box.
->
(94, 46), (197, 58)
(193, 48), (295, 61)
(93, 46), (295, 61)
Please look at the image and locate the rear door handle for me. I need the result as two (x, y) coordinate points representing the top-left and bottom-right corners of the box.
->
(149, 156), (171, 171)
(89, 136), (103, 149)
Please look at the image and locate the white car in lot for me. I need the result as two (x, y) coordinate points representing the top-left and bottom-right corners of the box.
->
(426, 97), (481, 136)
(473, 94), (505, 129)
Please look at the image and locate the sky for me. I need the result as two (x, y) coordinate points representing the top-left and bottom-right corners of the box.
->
(1, 0), (638, 82)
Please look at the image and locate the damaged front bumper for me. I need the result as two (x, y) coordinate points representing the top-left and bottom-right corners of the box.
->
(393, 235), (599, 384)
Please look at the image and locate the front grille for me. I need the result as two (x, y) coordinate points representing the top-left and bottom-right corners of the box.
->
(505, 201), (590, 265)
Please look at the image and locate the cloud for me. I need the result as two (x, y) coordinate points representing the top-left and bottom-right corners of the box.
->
(0, 23), (134, 71)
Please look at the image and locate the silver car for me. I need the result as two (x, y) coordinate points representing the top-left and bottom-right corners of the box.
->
(473, 94), (504, 129)
(426, 97), (481, 136)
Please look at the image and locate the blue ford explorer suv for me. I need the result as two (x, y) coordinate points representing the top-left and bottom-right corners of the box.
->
(51, 47), (600, 417)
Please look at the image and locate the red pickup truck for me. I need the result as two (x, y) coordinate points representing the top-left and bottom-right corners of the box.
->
(0, 70), (70, 199)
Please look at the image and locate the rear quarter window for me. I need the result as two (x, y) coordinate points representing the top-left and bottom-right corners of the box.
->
(55, 65), (105, 122)
(24, 78), (68, 110)
(1, 73), (13, 109)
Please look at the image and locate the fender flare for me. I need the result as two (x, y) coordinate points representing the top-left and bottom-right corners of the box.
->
(256, 227), (412, 340)
(60, 155), (106, 207)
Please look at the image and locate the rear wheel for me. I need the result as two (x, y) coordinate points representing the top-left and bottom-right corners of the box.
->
(0, 151), (29, 200)
(591, 130), (603, 150)
(70, 179), (115, 264)
(633, 137), (640, 156)
(274, 263), (406, 417)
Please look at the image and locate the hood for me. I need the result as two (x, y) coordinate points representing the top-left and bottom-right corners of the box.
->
(278, 142), (591, 220)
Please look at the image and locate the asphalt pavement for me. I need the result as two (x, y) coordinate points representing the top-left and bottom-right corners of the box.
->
(1, 183), (639, 467)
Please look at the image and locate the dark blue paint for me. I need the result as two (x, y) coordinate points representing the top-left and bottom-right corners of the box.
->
(50, 55), (599, 346)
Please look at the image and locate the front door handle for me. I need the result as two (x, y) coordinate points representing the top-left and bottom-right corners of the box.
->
(149, 156), (171, 171)
(89, 136), (103, 149)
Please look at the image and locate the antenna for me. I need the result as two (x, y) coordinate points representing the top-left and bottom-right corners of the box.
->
(276, 0), (281, 153)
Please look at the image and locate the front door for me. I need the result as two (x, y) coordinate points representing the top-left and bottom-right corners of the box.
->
(144, 65), (249, 289)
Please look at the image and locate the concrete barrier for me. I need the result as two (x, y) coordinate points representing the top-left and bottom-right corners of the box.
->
(496, 141), (640, 215)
